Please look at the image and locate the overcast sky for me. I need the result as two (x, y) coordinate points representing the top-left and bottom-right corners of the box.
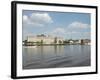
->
(22, 10), (91, 40)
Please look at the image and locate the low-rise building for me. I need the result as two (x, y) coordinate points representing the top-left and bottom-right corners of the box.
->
(80, 39), (91, 45)
(26, 34), (64, 45)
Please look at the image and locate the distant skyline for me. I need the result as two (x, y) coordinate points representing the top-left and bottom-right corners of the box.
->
(22, 10), (91, 40)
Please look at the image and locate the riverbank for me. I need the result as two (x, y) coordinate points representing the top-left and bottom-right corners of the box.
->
(23, 43), (90, 46)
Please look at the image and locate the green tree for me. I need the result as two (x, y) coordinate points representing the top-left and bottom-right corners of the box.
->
(40, 40), (43, 45)
(63, 40), (69, 44)
(36, 41), (40, 45)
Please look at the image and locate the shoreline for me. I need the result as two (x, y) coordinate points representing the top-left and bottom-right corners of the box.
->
(23, 44), (90, 46)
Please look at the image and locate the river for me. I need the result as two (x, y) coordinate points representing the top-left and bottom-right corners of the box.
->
(22, 45), (90, 69)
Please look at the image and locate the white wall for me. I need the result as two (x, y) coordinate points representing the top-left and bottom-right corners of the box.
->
(0, 0), (99, 80)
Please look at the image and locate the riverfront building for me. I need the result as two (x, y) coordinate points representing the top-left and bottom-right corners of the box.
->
(26, 34), (64, 45)
(23, 34), (90, 46)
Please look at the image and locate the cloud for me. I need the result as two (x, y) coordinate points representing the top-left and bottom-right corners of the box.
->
(65, 21), (90, 39)
(30, 13), (53, 24)
(47, 27), (66, 38)
(23, 13), (53, 27)
(68, 21), (90, 29)
(49, 22), (90, 39)
(52, 28), (66, 34)
(65, 21), (90, 34)
(23, 15), (28, 22)
(49, 22), (90, 35)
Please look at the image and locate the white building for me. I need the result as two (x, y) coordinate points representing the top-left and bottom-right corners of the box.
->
(26, 35), (64, 44)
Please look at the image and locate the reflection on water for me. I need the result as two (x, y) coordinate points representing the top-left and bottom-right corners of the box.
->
(22, 45), (91, 69)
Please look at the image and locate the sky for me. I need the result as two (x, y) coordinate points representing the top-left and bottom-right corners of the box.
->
(22, 10), (91, 40)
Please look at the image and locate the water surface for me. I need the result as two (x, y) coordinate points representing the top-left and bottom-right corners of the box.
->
(22, 45), (91, 69)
